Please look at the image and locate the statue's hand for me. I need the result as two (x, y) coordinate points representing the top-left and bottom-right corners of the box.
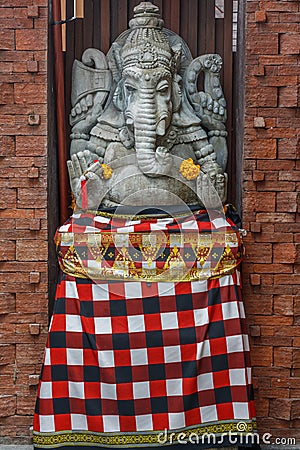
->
(197, 91), (226, 130)
(70, 91), (104, 134)
(67, 150), (106, 210)
(196, 170), (227, 209)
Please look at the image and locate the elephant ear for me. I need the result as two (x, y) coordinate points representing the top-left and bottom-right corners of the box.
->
(108, 42), (123, 84)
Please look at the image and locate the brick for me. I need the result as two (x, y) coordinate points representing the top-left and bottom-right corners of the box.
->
(0, 29), (14, 50)
(255, 10), (267, 23)
(280, 33), (300, 54)
(279, 85), (298, 108)
(248, 139), (278, 159)
(291, 400), (300, 421)
(14, 83), (46, 105)
(249, 325), (261, 337)
(253, 264), (292, 274)
(273, 243), (296, 264)
(253, 64), (265, 76)
(27, 6), (39, 18)
(280, 12), (300, 24)
(278, 138), (297, 159)
(260, 75), (298, 87)
(251, 346), (273, 367)
(257, 181), (296, 192)
(15, 135), (46, 156)
(277, 192), (298, 213)
(250, 222), (261, 233)
(248, 33), (279, 55)
(29, 272), (40, 284)
(29, 219), (41, 230)
(274, 274), (300, 285)
(0, 344), (15, 366)
(28, 113), (41, 125)
(15, 292), (48, 314)
(293, 349), (300, 369)
(27, 60), (39, 73)
(256, 192), (276, 212)
(16, 240), (47, 261)
(294, 338), (300, 347)
(28, 166), (39, 178)
(17, 188), (46, 209)
(253, 116), (266, 128)
(0, 82), (14, 105)
(296, 245), (300, 265)
(0, 293), (15, 315)
(274, 347), (293, 368)
(248, 87), (278, 107)
(0, 395), (16, 418)
(0, 240), (16, 261)
(279, 171), (300, 182)
(274, 295), (294, 316)
(250, 274), (261, 285)
(28, 374), (40, 386)
(264, 2), (298, 13)
(269, 399), (291, 420)
(252, 171), (265, 181)
(255, 232), (293, 244)
(28, 324), (40, 335)
(245, 243), (272, 263)
(260, 387), (290, 399)
(15, 29), (46, 51)
(244, 295), (273, 316)
(0, 187), (17, 209)
(0, 135), (15, 157)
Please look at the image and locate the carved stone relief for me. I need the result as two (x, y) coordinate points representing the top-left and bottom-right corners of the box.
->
(67, 1), (228, 210)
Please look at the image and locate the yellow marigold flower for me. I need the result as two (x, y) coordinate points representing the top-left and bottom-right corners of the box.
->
(179, 158), (200, 180)
(101, 163), (113, 180)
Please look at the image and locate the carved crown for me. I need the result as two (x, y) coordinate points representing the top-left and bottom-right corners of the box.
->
(121, 2), (175, 72)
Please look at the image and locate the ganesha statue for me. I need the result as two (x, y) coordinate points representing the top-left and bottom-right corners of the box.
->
(33, 5), (257, 449)
(68, 1), (228, 211)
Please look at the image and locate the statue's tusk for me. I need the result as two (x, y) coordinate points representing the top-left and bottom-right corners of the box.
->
(156, 119), (166, 136)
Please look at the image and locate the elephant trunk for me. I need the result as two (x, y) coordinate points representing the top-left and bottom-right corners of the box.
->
(133, 88), (172, 177)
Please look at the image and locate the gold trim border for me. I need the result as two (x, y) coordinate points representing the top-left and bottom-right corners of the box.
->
(33, 419), (257, 448)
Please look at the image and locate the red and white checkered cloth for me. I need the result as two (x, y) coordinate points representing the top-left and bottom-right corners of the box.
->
(55, 210), (243, 283)
(33, 273), (256, 448)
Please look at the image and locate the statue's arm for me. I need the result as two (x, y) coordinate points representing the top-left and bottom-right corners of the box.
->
(184, 54), (228, 172)
(69, 48), (112, 156)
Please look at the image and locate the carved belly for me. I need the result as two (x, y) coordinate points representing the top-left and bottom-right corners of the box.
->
(103, 164), (199, 206)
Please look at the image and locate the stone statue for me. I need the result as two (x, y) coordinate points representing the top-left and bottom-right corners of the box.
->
(67, 1), (228, 211)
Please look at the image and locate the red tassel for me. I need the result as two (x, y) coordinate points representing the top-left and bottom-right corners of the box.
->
(81, 179), (88, 209)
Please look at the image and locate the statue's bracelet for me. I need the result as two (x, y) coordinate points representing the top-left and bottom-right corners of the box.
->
(208, 130), (228, 137)
(70, 133), (90, 140)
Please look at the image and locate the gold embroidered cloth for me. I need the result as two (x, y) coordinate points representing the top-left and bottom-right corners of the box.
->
(55, 210), (243, 282)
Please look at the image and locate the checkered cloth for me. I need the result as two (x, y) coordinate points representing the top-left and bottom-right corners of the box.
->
(55, 209), (243, 283)
(33, 273), (256, 448)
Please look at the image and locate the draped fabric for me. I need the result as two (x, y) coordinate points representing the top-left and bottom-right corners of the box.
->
(33, 209), (257, 449)
(54, 208), (243, 283)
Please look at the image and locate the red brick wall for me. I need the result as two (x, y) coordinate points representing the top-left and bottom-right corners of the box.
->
(243, 0), (300, 442)
(0, 0), (48, 444)
(1, 0), (300, 446)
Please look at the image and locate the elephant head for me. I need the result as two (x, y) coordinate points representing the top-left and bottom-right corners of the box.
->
(73, 1), (228, 188)
(106, 2), (184, 177)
